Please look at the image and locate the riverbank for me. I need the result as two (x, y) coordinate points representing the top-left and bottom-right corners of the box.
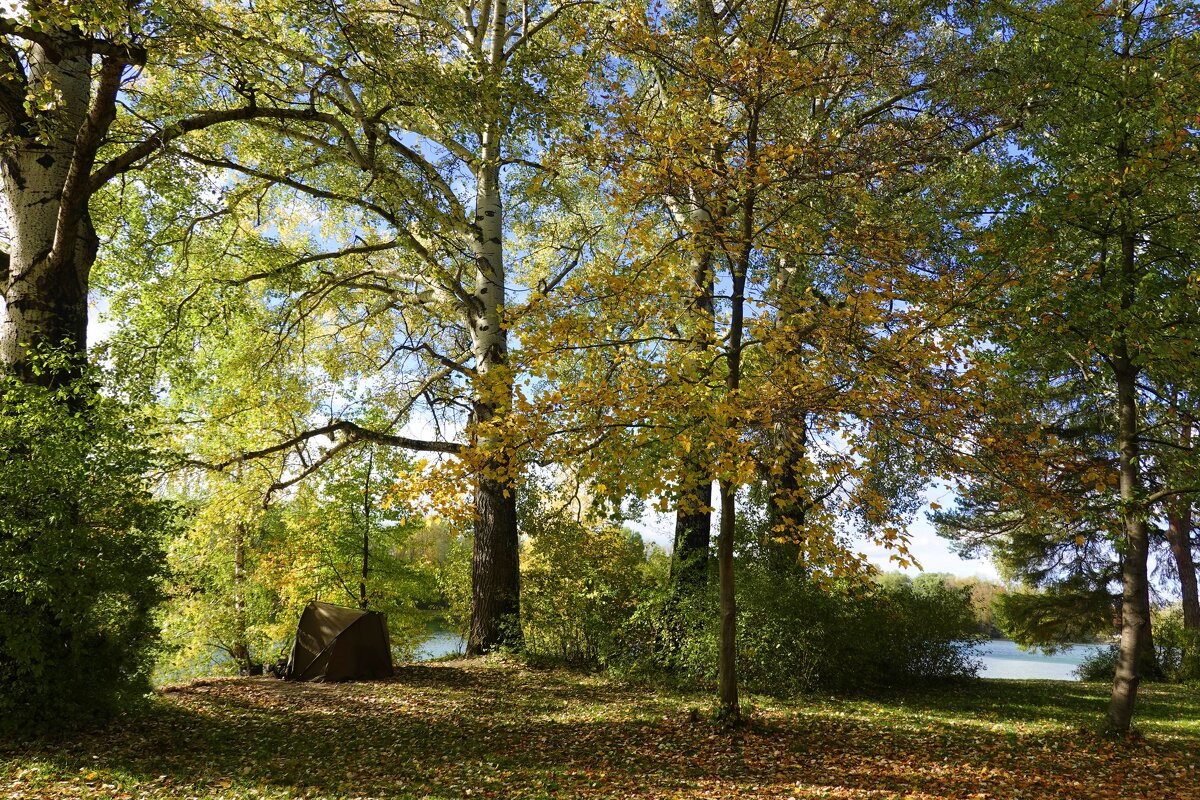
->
(4, 659), (1197, 799)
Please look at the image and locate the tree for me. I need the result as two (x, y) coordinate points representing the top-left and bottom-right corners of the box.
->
(511, 0), (987, 721)
(939, 0), (1200, 732)
(0, 1), (322, 386)
(100, 0), (601, 654)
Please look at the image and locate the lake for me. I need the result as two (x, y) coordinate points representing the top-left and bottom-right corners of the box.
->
(410, 634), (1108, 680)
(413, 630), (466, 661)
(977, 639), (1107, 681)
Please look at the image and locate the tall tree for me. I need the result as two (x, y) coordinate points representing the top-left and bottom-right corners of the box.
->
(940, 0), (1200, 732)
(515, 0), (985, 720)
(0, 1), (320, 386)
(101, 0), (598, 653)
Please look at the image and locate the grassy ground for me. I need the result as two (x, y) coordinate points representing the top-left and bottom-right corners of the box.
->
(2, 659), (1197, 799)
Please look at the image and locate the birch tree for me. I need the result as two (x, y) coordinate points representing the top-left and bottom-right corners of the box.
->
(102, 0), (598, 653)
(0, 1), (321, 386)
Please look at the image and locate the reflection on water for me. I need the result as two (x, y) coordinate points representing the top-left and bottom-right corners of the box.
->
(978, 639), (1106, 681)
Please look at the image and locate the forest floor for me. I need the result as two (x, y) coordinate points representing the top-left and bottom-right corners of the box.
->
(2, 658), (1197, 799)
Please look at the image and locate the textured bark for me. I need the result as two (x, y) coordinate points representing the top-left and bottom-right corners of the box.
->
(0, 46), (101, 385)
(1106, 223), (1150, 734)
(468, 467), (521, 653)
(1167, 503), (1200, 629)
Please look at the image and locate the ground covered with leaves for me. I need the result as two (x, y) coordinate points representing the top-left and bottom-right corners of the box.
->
(3, 659), (1197, 799)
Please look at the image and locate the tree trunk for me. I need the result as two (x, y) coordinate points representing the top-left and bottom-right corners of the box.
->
(766, 412), (808, 572)
(715, 198), (752, 722)
(670, 241), (715, 594)
(469, 465), (521, 653)
(360, 450), (373, 610)
(231, 522), (252, 674)
(1166, 418), (1199, 629)
(0, 47), (101, 386)
(1167, 503), (1200, 629)
(671, 483), (712, 591)
(465, 144), (520, 654)
(717, 479), (739, 718)
(1106, 224), (1150, 734)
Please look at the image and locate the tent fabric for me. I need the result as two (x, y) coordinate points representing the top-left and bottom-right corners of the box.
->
(283, 601), (394, 682)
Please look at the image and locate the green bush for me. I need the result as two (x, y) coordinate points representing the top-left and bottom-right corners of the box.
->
(625, 567), (982, 694)
(1072, 607), (1199, 684)
(520, 503), (666, 666)
(1150, 606), (1200, 683)
(1075, 644), (1120, 682)
(0, 370), (173, 735)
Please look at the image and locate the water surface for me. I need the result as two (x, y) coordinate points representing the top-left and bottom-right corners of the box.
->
(978, 639), (1106, 681)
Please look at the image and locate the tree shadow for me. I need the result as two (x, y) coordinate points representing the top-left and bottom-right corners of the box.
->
(5, 666), (1197, 799)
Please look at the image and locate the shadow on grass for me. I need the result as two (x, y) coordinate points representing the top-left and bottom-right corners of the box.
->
(4, 665), (1198, 799)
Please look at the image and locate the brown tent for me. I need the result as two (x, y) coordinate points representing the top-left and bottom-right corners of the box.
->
(283, 601), (394, 681)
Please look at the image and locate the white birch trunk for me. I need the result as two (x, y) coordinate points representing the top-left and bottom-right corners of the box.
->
(0, 47), (96, 384)
(465, 2), (521, 650)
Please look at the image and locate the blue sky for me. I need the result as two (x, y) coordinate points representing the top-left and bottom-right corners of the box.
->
(628, 490), (1001, 580)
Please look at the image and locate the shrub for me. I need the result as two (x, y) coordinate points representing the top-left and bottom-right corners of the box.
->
(0, 370), (173, 735)
(1151, 606), (1200, 683)
(732, 569), (982, 693)
(1075, 644), (1120, 682)
(627, 567), (982, 694)
(521, 507), (665, 666)
(1072, 607), (1200, 684)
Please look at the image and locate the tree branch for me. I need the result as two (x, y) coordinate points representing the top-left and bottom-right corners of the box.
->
(0, 16), (147, 64)
(90, 106), (331, 191)
(505, 1), (597, 59)
(188, 419), (464, 473)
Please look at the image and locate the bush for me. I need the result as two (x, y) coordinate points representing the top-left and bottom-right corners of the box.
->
(1075, 644), (1120, 682)
(1072, 607), (1200, 684)
(0, 371), (173, 735)
(627, 567), (982, 694)
(735, 570), (982, 692)
(521, 506), (666, 666)
(1151, 606), (1200, 683)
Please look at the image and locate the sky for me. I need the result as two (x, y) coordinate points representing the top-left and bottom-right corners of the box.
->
(90, 301), (1000, 581)
(628, 487), (1001, 581)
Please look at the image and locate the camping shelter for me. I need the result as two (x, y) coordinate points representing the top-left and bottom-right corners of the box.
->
(283, 601), (394, 681)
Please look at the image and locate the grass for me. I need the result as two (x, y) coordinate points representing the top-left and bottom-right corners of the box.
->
(2, 659), (1197, 799)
